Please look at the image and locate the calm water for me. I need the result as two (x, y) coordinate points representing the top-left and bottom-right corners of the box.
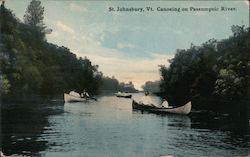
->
(1, 93), (250, 157)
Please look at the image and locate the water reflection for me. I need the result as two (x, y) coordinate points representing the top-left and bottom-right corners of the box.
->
(1, 102), (64, 156)
(190, 108), (250, 144)
(166, 115), (191, 128)
(1, 94), (250, 157)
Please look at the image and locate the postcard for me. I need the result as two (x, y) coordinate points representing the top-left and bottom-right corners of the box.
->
(0, 0), (249, 157)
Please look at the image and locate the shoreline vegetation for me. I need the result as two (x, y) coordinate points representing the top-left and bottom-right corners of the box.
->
(158, 25), (250, 117)
(0, 0), (137, 103)
(0, 0), (249, 117)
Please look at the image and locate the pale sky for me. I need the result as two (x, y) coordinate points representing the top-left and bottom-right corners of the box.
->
(5, 0), (249, 89)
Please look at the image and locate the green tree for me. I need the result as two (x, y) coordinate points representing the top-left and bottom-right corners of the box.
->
(100, 76), (120, 91)
(0, 74), (10, 95)
(159, 25), (249, 109)
(23, 0), (51, 40)
(142, 80), (160, 93)
(24, 0), (44, 28)
(1, 2), (103, 101)
(213, 25), (250, 100)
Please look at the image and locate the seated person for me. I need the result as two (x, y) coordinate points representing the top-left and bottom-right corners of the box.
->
(81, 90), (89, 98)
(139, 91), (155, 107)
(161, 99), (169, 108)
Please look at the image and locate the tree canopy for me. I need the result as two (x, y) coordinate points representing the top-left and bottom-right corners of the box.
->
(159, 25), (250, 111)
(24, 0), (44, 27)
(100, 76), (137, 93)
(141, 80), (160, 93)
(24, 0), (51, 40)
(0, 1), (102, 101)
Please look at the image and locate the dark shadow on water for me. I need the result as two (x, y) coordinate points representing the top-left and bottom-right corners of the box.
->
(132, 105), (250, 154)
(1, 101), (64, 156)
(132, 109), (191, 128)
(2, 95), (250, 157)
(190, 107), (250, 150)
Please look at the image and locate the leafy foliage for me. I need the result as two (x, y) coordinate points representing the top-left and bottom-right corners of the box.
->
(0, 74), (10, 95)
(0, 2), (102, 100)
(141, 80), (160, 93)
(100, 76), (137, 93)
(24, 0), (44, 27)
(160, 26), (250, 108)
(23, 0), (51, 41)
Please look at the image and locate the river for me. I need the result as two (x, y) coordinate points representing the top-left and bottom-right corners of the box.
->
(1, 93), (250, 157)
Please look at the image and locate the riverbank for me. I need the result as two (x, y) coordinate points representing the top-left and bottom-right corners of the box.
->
(1, 94), (64, 104)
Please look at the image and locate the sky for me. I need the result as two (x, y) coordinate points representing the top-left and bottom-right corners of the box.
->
(5, 0), (249, 90)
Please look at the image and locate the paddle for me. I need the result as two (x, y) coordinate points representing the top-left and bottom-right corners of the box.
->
(86, 96), (97, 101)
(89, 97), (97, 101)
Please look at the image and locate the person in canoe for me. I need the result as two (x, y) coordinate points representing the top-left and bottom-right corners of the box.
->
(139, 91), (156, 107)
(81, 90), (97, 101)
(81, 89), (90, 98)
(161, 99), (169, 108)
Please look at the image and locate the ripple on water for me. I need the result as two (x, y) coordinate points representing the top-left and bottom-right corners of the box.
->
(2, 94), (250, 157)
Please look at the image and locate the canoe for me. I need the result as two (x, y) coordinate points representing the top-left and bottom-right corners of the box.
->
(115, 93), (132, 98)
(132, 100), (192, 115)
(64, 93), (87, 102)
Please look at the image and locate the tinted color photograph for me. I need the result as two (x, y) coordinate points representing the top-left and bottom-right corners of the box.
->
(0, 0), (249, 156)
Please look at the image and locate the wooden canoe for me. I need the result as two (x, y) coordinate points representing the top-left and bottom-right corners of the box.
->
(132, 100), (192, 115)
